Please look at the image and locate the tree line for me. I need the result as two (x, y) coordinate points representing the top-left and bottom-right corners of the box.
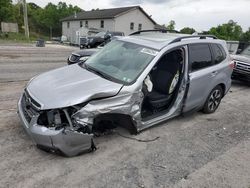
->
(165, 20), (250, 42)
(1, 0), (250, 42)
(0, 0), (81, 37)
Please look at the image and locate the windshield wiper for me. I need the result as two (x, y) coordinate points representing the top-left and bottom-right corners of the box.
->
(84, 64), (113, 81)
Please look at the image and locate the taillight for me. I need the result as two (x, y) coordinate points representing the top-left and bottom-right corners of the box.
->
(229, 58), (235, 69)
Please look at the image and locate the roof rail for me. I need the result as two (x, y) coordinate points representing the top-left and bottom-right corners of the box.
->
(129, 29), (180, 36)
(169, 35), (217, 44)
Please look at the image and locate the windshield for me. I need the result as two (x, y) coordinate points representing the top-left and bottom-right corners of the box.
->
(240, 46), (250, 57)
(95, 32), (106, 37)
(85, 40), (157, 84)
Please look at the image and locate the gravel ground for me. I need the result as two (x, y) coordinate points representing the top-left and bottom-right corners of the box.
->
(0, 43), (250, 188)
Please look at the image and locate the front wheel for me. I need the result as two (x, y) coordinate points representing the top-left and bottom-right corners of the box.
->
(202, 85), (223, 114)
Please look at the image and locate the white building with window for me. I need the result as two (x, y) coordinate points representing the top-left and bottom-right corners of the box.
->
(61, 6), (156, 44)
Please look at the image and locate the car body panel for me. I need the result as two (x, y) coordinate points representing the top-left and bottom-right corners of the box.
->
(27, 64), (123, 110)
(18, 95), (93, 156)
(184, 52), (232, 112)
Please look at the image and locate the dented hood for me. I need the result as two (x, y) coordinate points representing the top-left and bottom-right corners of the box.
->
(27, 64), (123, 110)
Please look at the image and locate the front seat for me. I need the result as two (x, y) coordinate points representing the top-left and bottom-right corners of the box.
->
(146, 50), (182, 110)
(147, 70), (175, 109)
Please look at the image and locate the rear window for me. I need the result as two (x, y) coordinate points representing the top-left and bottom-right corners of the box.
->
(189, 44), (213, 72)
(211, 44), (226, 64)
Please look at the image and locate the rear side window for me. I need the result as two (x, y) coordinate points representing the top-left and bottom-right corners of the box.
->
(189, 44), (213, 72)
(211, 44), (226, 64)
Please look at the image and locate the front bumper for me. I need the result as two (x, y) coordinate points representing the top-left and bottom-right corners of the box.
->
(17, 95), (93, 157)
(232, 69), (250, 82)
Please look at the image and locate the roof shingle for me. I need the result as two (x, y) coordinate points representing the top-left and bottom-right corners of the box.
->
(60, 6), (156, 25)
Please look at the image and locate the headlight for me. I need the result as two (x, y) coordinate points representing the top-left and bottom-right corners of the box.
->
(79, 56), (89, 61)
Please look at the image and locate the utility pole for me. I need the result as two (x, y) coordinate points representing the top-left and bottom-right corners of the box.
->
(50, 26), (52, 39)
(23, 0), (29, 39)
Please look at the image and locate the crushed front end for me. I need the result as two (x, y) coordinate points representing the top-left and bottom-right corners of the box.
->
(17, 90), (95, 157)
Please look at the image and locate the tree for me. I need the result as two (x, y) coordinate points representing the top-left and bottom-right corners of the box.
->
(165, 20), (175, 30)
(240, 28), (250, 42)
(208, 20), (243, 40)
(180, 27), (196, 34)
(26, 2), (81, 36)
(0, 0), (15, 28)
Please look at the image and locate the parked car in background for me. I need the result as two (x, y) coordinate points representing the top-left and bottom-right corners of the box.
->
(80, 31), (124, 49)
(68, 36), (122, 65)
(67, 49), (98, 65)
(231, 44), (250, 82)
(18, 30), (233, 156)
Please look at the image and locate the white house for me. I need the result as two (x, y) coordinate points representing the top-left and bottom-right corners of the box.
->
(61, 6), (157, 44)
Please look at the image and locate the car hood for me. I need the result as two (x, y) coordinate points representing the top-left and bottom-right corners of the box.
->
(27, 64), (123, 110)
(231, 54), (250, 64)
(73, 49), (99, 57)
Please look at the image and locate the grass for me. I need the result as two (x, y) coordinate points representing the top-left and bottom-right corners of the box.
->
(0, 32), (50, 43)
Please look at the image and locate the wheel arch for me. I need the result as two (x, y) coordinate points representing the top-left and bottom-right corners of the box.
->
(93, 113), (138, 135)
(217, 83), (226, 97)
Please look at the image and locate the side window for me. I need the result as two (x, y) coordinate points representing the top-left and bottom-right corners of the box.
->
(189, 44), (213, 72)
(211, 44), (226, 64)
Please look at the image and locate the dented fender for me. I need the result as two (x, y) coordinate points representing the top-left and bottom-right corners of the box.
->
(73, 91), (143, 130)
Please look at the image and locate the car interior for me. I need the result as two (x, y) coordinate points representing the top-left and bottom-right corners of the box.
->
(141, 48), (185, 119)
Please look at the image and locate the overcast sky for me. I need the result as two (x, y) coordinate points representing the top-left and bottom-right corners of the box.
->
(22, 0), (250, 32)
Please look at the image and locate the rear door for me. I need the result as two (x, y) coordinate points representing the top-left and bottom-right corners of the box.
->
(183, 43), (219, 112)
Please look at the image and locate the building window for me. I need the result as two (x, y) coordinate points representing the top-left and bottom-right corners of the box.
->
(85, 20), (88, 28)
(100, 20), (104, 28)
(130, 22), (134, 30)
(67, 22), (70, 28)
(80, 21), (83, 27)
(138, 23), (142, 31)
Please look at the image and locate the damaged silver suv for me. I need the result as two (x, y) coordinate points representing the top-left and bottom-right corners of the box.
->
(18, 30), (233, 156)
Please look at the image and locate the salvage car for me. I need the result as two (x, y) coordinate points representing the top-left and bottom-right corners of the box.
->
(231, 44), (250, 82)
(18, 30), (233, 156)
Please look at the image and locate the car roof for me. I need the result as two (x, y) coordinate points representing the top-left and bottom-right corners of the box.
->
(119, 31), (222, 51)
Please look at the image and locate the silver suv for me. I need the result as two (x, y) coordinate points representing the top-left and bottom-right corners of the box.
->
(18, 30), (233, 156)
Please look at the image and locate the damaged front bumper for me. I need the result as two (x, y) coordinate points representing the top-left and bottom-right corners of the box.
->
(17, 95), (94, 157)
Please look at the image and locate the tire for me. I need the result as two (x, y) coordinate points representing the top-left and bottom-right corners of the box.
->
(202, 85), (223, 114)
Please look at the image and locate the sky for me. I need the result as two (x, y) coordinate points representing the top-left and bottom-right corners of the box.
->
(22, 0), (250, 32)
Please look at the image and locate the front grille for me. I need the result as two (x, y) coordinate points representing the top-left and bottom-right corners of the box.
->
(235, 61), (250, 74)
(69, 54), (80, 62)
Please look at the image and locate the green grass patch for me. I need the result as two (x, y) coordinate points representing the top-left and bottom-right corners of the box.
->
(0, 32), (50, 43)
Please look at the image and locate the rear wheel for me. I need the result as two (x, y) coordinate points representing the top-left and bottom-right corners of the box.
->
(202, 85), (223, 114)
